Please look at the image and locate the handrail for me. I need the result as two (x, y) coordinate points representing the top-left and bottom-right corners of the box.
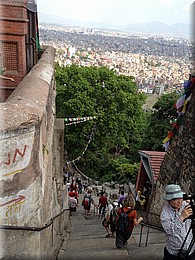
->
(0, 208), (70, 232)
(140, 221), (164, 232)
(139, 221), (165, 247)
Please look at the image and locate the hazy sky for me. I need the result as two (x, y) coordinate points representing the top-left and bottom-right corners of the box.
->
(37, 0), (194, 26)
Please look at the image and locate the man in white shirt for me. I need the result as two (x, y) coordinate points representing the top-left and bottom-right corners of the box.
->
(160, 184), (195, 260)
(102, 200), (117, 237)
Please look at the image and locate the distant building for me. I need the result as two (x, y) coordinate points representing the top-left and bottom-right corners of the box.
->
(155, 85), (165, 95)
(67, 46), (76, 58)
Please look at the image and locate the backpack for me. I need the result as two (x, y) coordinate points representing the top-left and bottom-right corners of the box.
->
(69, 197), (76, 208)
(117, 208), (132, 232)
(110, 206), (117, 223)
(82, 195), (91, 209)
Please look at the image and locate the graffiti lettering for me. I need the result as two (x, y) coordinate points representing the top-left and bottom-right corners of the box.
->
(5, 201), (25, 217)
(0, 195), (26, 218)
(0, 145), (27, 167)
(13, 145), (27, 163)
(4, 153), (11, 165)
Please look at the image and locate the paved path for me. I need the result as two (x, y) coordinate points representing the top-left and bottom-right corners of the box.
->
(58, 193), (166, 260)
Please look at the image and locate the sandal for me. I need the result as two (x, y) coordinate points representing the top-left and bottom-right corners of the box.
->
(105, 234), (112, 237)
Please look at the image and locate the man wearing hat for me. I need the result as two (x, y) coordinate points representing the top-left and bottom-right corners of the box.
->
(160, 184), (195, 260)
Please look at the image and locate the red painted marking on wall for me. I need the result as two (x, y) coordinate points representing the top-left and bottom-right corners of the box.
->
(0, 195), (25, 207)
(0, 145), (27, 168)
(13, 145), (27, 163)
(4, 153), (11, 165)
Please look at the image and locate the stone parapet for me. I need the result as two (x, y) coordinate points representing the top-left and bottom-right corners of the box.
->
(0, 46), (69, 259)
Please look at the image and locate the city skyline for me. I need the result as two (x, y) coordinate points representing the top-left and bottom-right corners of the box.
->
(37, 0), (193, 27)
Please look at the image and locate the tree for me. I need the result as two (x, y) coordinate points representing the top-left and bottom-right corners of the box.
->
(141, 92), (179, 151)
(55, 64), (146, 183)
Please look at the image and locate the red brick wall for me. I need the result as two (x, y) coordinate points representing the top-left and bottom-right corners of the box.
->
(0, 1), (28, 102)
(0, 4), (26, 19)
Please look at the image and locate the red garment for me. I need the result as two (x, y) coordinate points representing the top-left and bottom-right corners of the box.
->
(117, 207), (137, 231)
(99, 196), (108, 207)
(70, 183), (74, 190)
(69, 190), (78, 198)
(70, 183), (78, 191)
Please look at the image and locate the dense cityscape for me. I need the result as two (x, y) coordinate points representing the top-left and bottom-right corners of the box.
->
(40, 24), (193, 94)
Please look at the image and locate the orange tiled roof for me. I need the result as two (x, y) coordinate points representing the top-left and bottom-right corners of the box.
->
(139, 150), (166, 181)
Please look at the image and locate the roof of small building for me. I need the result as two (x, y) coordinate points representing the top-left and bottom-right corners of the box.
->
(139, 150), (166, 182)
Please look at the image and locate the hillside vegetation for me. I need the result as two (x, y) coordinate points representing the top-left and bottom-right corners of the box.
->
(55, 64), (179, 183)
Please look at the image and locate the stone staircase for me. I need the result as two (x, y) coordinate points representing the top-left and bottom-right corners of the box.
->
(58, 191), (166, 260)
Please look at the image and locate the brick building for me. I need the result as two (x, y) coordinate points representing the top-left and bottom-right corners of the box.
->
(0, 0), (40, 102)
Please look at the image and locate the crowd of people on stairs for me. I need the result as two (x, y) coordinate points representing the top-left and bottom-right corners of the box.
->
(66, 171), (195, 259)
(67, 175), (143, 249)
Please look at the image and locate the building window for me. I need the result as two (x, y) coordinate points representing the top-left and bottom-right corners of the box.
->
(1, 42), (19, 72)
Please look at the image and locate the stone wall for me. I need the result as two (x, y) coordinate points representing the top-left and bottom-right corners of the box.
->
(0, 46), (69, 259)
(148, 89), (195, 226)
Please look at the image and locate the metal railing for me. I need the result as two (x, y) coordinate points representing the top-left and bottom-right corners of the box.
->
(139, 221), (165, 247)
(0, 208), (70, 232)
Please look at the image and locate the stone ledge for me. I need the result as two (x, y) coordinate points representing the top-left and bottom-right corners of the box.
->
(0, 46), (56, 132)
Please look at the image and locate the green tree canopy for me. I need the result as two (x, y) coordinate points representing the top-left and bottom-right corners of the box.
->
(55, 64), (146, 183)
(141, 92), (179, 151)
